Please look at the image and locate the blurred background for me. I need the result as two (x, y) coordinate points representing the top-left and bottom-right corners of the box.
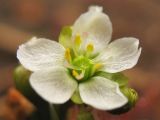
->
(0, 0), (160, 120)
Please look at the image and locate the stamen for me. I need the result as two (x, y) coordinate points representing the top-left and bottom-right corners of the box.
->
(94, 63), (102, 70)
(86, 43), (94, 53)
(72, 70), (79, 78)
(90, 63), (103, 76)
(74, 34), (82, 47)
(65, 48), (72, 63)
(72, 70), (84, 80)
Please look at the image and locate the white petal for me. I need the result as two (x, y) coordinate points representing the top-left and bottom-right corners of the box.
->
(79, 76), (127, 110)
(30, 67), (77, 104)
(98, 37), (141, 73)
(17, 37), (65, 71)
(73, 6), (112, 52)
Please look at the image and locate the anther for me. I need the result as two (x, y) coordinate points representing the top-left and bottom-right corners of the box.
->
(86, 43), (94, 53)
(94, 63), (102, 70)
(72, 70), (84, 80)
(72, 70), (79, 78)
(74, 34), (82, 47)
(65, 48), (72, 63)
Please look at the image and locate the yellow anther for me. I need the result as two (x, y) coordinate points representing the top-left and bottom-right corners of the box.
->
(94, 63), (102, 70)
(65, 48), (71, 63)
(72, 70), (79, 78)
(86, 43), (94, 53)
(72, 70), (84, 80)
(74, 34), (82, 46)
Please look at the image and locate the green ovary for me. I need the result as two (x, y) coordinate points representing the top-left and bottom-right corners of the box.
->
(71, 56), (94, 81)
(64, 34), (103, 81)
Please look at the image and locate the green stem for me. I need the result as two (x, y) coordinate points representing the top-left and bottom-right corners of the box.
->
(77, 105), (95, 120)
(49, 103), (60, 120)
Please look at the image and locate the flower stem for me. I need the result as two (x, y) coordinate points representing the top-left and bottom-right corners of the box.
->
(77, 105), (95, 120)
(49, 103), (60, 120)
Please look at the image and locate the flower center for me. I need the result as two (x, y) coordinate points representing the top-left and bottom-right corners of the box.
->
(64, 34), (102, 81)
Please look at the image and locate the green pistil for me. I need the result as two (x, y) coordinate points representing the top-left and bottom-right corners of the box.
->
(70, 56), (94, 81)
(65, 49), (102, 82)
(64, 34), (101, 82)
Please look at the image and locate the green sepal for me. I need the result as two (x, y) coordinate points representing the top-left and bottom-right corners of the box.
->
(109, 87), (138, 115)
(59, 26), (72, 48)
(95, 71), (128, 87)
(71, 88), (83, 104)
(120, 87), (138, 107)
(14, 65), (33, 97)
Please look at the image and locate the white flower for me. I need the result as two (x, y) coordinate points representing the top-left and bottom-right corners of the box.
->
(17, 6), (141, 110)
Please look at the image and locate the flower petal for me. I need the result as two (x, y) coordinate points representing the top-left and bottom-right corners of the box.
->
(79, 76), (128, 110)
(17, 37), (65, 71)
(98, 37), (141, 73)
(73, 6), (112, 52)
(30, 67), (77, 104)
